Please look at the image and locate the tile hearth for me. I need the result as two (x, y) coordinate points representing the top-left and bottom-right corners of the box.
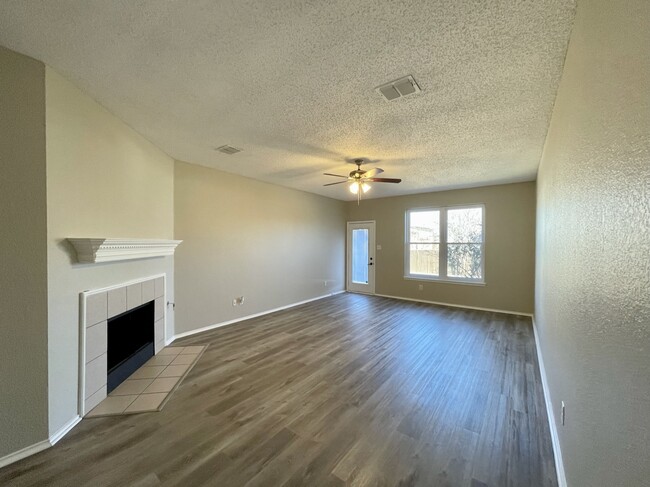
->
(86, 345), (206, 417)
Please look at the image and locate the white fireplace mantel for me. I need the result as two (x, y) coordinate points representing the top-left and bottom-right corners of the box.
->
(68, 238), (182, 263)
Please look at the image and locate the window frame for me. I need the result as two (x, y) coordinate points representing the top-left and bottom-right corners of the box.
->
(404, 204), (485, 285)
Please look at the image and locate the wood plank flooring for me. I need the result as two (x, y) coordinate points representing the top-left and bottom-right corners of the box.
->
(0, 293), (557, 486)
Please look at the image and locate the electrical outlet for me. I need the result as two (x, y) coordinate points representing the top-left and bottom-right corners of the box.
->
(232, 296), (245, 306)
(561, 401), (566, 426)
(324, 280), (328, 287)
(232, 298), (237, 306)
(418, 284), (423, 291)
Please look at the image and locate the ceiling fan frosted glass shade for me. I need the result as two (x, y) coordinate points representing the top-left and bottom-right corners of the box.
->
(349, 181), (371, 194)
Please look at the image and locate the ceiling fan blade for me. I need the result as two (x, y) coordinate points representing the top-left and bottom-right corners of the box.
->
(365, 178), (402, 183)
(323, 173), (348, 178)
(323, 180), (348, 186)
(362, 167), (384, 178)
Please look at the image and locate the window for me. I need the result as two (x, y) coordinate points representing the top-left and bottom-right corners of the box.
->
(405, 205), (484, 283)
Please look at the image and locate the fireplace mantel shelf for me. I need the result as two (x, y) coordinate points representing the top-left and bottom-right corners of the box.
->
(68, 238), (182, 263)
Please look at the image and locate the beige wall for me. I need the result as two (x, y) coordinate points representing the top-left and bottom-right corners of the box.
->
(45, 68), (175, 435)
(347, 182), (536, 314)
(535, 0), (650, 485)
(174, 161), (346, 335)
(0, 47), (49, 458)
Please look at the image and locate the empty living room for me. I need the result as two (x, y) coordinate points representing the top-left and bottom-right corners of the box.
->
(0, 1), (648, 486)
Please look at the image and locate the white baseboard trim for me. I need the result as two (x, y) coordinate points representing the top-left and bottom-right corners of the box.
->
(0, 439), (50, 469)
(374, 293), (533, 317)
(50, 415), (82, 446)
(0, 413), (83, 469)
(169, 290), (345, 343)
(532, 317), (567, 487)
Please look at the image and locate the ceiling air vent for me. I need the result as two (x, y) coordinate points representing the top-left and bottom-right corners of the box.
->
(215, 145), (243, 155)
(376, 75), (421, 101)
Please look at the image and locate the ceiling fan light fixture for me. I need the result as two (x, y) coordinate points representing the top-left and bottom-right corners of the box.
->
(324, 158), (401, 204)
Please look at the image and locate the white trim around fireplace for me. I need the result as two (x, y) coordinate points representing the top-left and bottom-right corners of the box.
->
(79, 274), (168, 416)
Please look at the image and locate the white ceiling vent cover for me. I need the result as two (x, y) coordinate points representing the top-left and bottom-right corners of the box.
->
(377, 75), (421, 101)
(215, 145), (243, 155)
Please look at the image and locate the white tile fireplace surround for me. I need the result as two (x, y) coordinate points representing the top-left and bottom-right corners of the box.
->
(80, 275), (167, 416)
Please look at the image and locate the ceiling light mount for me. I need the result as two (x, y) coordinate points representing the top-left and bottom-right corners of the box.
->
(376, 75), (421, 101)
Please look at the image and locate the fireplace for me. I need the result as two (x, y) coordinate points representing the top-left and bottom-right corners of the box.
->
(80, 274), (167, 415)
(107, 301), (155, 393)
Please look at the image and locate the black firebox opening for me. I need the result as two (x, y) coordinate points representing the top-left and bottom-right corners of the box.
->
(107, 300), (155, 393)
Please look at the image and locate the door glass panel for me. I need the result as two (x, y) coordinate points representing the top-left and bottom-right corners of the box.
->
(351, 229), (369, 284)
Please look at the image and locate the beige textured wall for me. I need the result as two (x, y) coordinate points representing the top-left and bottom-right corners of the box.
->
(0, 47), (49, 458)
(347, 182), (536, 314)
(535, 0), (650, 485)
(45, 68), (175, 435)
(174, 161), (346, 334)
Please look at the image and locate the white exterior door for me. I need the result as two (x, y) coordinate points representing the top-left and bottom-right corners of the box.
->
(346, 221), (376, 294)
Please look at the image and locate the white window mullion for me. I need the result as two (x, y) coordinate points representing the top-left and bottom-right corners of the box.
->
(404, 210), (410, 274)
(440, 208), (447, 279)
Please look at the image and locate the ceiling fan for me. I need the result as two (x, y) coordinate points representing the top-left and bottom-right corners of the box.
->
(323, 158), (402, 203)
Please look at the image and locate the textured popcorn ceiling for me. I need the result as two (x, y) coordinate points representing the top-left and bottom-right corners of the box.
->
(0, 0), (575, 200)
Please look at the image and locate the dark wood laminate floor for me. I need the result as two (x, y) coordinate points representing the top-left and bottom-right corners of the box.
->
(1, 293), (557, 487)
